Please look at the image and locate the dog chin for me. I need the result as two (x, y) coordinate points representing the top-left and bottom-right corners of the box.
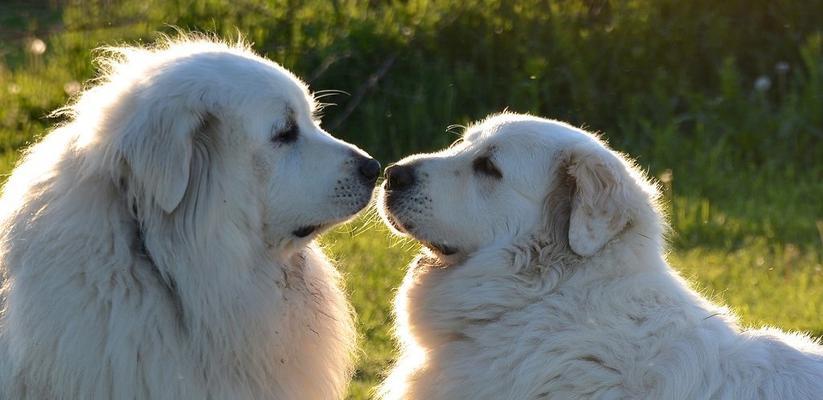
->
(387, 214), (461, 259)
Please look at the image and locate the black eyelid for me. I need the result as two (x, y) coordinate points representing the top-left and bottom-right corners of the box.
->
(473, 156), (503, 179)
(272, 118), (299, 143)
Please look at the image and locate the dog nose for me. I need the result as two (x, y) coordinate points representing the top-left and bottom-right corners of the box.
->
(385, 164), (415, 191)
(358, 157), (381, 184)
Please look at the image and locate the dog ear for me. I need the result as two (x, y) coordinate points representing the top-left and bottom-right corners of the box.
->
(119, 102), (214, 213)
(565, 141), (632, 256)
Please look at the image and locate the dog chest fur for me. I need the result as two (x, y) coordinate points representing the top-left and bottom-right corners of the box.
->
(389, 242), (823, 399)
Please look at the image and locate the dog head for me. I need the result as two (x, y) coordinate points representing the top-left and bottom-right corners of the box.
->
(379, 112), (660, 262)
(73, 37), (379, 248)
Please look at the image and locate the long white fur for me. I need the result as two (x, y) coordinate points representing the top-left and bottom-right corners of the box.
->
(0, 36), (363, 399)
(378, 113), (823, 399)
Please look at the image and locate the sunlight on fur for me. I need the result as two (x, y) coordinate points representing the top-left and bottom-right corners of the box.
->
(376, 112), (823, 399)
(0, 33), (380, 399)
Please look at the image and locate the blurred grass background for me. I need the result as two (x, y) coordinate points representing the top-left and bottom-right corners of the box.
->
(0, 1), (821, 398)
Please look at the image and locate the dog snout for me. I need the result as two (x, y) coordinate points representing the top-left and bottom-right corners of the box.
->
(357, 156), (381, 184)
(385, 164), (415, 191)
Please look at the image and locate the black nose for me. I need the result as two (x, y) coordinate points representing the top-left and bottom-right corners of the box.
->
(358, 157), (381, 184)
(385, 164), (415, 191)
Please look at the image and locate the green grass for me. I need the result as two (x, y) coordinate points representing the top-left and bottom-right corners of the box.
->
(1, 1), (821, 399)
(322, 218), (416, 399)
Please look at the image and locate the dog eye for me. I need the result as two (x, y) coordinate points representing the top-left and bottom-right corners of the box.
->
(272, 122), (299, 144)
(472, 156), (502, 179)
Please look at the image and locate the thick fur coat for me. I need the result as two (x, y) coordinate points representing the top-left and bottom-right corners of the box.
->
(378, 113), (823, 399)
(0, 37), (376, 399)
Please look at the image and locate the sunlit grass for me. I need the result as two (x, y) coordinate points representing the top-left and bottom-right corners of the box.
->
(0, 152), (18, 185)
(322, 217), (416, 400)
(672, 243), (823, 336)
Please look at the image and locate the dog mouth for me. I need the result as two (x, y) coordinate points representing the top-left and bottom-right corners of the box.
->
(379, 187), (459, 258)
(292, 191), (376, 239)
(424, 241), (458, 256)
(383, 209), (459, 256)
(292, 224), (323, 238)
(384, 211), (413, 233)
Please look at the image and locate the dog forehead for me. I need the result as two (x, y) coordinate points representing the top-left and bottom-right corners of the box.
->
(145, 48), (312, 111)
(466, 114), (592, 152)
(463, 123), (550, 157)
(220, 55), (310, 107)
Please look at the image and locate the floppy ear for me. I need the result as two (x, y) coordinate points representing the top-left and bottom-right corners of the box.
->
(565, 142), (632, 256)
(118, 101), (213, 213)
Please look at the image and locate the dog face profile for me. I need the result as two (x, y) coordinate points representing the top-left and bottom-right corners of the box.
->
(380, 112), (655, 261)
(226, 82), (379, 245)
(83, 40), (380, 249)
(236, 79), (379, 245)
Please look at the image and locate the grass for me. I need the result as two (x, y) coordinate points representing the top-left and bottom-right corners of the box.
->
(322, 218), (415, 399)
(1, 1), (821, 398)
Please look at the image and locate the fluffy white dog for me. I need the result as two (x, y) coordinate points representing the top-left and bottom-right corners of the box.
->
(0, 36), (380, 399)
(377, 112), (823, 399)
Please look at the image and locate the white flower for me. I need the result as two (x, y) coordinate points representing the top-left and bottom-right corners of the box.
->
(754, 75), (771, 92)
(775, 62), (790, 74)
(27, 38), (46, 55)
(659, 169), (673, 184)
(64, 81), (82, 96)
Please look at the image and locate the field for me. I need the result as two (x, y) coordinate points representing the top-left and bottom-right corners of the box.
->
(1, 1), (821, 398)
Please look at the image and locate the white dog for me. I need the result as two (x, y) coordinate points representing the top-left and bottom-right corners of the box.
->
(0, 36), (380, 399)
(377, 112), (823, 399)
